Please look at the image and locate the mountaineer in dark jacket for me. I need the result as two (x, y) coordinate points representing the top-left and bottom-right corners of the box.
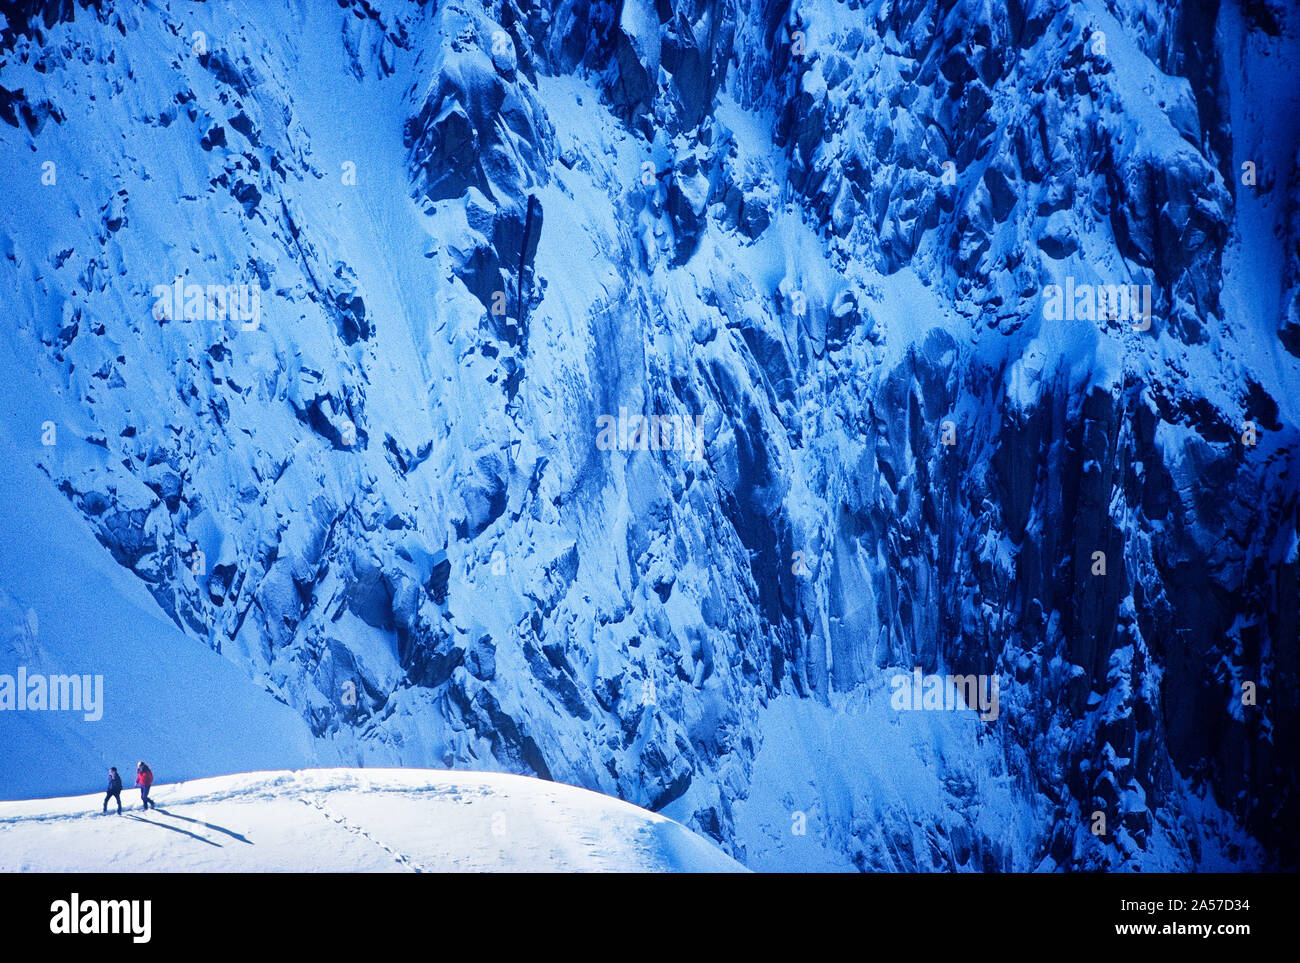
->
(103, 767), (122, 815)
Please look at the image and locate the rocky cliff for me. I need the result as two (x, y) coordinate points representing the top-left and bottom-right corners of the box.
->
(0, 0), (1295, 869)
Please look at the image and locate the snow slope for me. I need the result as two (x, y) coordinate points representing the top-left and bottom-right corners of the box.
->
(0, 351), (329, 800)
(726, 681), (1262, 872)
(0, 768), (745, 872)
(728, 683), (1034, 873)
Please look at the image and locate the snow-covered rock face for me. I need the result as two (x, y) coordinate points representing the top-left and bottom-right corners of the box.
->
(0, 0), (1296, 870)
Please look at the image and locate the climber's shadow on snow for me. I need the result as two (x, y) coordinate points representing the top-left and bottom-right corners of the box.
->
(125, 813), (221, 847)
(151, 808), (252, 845)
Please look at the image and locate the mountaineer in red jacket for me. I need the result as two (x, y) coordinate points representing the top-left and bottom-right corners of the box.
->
(135, 761), (155, 811)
